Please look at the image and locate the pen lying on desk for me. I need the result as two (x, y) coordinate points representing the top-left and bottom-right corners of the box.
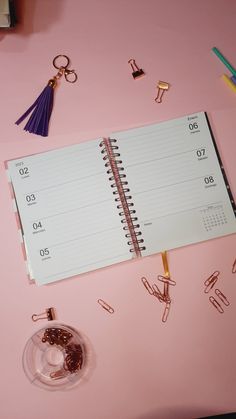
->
(212, 47), (236, 93)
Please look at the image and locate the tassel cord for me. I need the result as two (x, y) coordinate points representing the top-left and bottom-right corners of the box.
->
(24, 86), (53, 136)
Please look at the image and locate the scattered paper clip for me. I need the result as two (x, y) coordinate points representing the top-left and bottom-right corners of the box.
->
(32, 307), (56, 322)
(152, 283), (165, 303)
(141, 252), (174, 323)
(97, 299), (114, 314)
(204, 271), (220, 293)
(141, 276), (154, 295)
(128, 58), (145, 79)
(162, 301), (171, 322)
(209, 296), (224, 314)
(155, 81), (170, 103)
(232, 258), (236, 274)
(215, 289), (230, 306)
(157, 275), (176, 286)
(50, 369), (68, 380)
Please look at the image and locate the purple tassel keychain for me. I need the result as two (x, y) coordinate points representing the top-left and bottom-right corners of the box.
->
(15, 55), (77, 137)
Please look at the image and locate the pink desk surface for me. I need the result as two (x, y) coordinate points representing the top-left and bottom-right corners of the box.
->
(0, 1), (236, 418)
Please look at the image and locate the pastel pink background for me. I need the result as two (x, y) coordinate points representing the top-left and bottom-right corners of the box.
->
(0, 1), (236, 418)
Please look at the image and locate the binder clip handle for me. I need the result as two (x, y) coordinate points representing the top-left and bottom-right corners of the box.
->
(155, 81), (170, 103)
(128, 58), (145, 79)
(32, 307), (56, 322)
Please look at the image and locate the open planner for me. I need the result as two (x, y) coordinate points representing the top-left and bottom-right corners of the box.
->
(6, 112), (236, 285)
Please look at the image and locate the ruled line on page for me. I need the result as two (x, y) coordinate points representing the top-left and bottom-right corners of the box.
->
(131, 174), (215, 197)
(125, 148), (206, 169)
(29, 197), (113, 221)
(139, 201), (223, 223)
(35, 225), (125, 250)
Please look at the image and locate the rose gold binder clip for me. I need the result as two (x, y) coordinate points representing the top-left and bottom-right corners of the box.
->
(97, 299), (114, 314)
(232, 258), (236, 274)
(155, 81), (170, 103)
(128, 58), (145, 79)
(32, 307), (56, 322)
(204, 271), (220, 293)
(215, 289), (230, 306)
(209, 296), (224, 313)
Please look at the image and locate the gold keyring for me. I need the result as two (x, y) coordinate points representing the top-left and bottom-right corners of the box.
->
(53, 54), (70, 69)
(64, 69), (78, 83)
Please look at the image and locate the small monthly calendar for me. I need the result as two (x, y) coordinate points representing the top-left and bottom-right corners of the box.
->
(202, 205), (228, 232)
(6, 112), (236, 285)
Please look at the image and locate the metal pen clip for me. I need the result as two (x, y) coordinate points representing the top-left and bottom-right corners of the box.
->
(32, 307), (56, 322)
(155, 81), (170, 103)
(128, 58), (145, 79)
(97, 299), (114, 314)
(53, 54), (78, 83)
(209, 296), (224, 313)
(215, 289), (230, 306)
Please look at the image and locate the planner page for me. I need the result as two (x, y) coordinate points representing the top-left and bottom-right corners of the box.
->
(7, 139), (131, 285)
(112, 112), (236, 256)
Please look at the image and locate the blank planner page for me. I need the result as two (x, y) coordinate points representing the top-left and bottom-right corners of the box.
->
(112, 112), (236, 256)
(7, 139), (130, 285)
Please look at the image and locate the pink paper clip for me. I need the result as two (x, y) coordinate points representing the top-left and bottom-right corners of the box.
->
(141, 277), (154, 295)
(162, 301), (171, 322)
(157, 275), (176, 286)
(215, 289), (230, 306)
(204, 271), (220, 293)
(204, 271), (220, 286)
(232, 258), (236, 274)
(209, 296), (224, 314)
(152, 283), (165, 303)
(97, 299), (114, 314)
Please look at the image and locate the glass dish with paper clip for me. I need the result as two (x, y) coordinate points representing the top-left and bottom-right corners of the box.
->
(22, 323), (87, 391)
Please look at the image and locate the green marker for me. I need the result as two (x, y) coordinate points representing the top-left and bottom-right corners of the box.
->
(212, 47), (236, 78)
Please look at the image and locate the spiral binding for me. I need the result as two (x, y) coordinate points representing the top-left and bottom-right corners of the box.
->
(100, 138), (145, 256)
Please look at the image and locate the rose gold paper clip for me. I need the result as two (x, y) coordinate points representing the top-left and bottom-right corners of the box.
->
(215, 289), (230, 306)
(232, 258), (236, 274)
(204, 271), (220, 293)
(141, 276), (154, 295)
(152, 283), (165, 303)
(162, 301), (171, 322)
(209, 296), (224, 313)
(157, 275), (176, 286)
(97, 299), (114, 314)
